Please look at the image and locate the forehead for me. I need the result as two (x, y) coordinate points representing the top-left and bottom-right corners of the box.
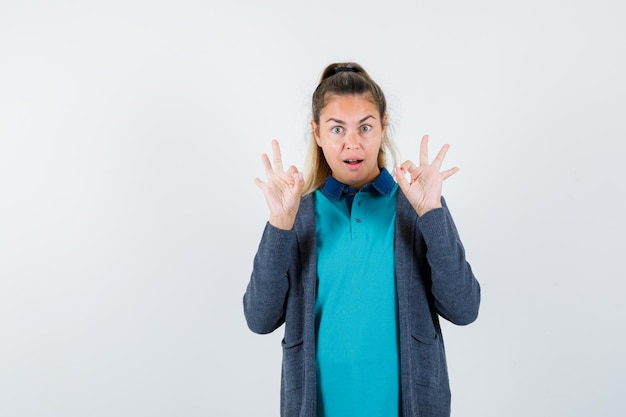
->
(321, 94), (379, 118)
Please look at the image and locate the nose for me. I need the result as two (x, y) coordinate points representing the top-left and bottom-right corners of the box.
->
(345, 131), (359, 149)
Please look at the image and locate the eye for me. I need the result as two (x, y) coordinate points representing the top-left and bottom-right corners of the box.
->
(331, 126), (344, 134)
(360, 124), (372, 133)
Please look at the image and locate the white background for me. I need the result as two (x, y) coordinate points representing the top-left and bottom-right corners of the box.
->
(1, 0), (625, 416)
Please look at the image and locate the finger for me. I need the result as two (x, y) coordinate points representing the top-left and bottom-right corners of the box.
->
(399, 161), (421, 184)
(399, 160), (418, 173)
(272, 140), (284, 173)
(419, 135), (429, 166)
(254, 177), (266, 189)
(286, 165), (298, 177)
(260, 153), (274, 178)
(286, 166), (302, 192)
(441, 166), (460, 180)
(432, 144), (451, 170)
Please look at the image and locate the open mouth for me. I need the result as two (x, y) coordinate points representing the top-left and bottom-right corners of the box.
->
(344, 159), (363, 166)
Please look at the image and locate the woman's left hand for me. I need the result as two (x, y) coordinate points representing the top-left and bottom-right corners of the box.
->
(396, 135), (459, 216)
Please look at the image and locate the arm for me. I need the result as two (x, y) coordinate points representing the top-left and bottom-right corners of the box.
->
(418, 199), (480, 325)
(243, 223), (296, 334)
(244, 140), (304, 334)
(397, 135), (480, 324)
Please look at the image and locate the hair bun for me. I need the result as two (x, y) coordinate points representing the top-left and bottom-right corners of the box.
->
(328, 66), (361, 76)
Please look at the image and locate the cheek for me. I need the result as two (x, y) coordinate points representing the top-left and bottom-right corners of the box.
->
(319, 144), (343, 165)
(320, 137), (341, 151)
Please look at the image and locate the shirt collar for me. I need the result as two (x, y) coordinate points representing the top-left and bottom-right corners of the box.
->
(320, 167), (396, 201)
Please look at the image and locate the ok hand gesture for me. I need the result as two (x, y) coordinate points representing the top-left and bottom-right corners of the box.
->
(396, 135), (459, 217)
(255, 140), (305, 230)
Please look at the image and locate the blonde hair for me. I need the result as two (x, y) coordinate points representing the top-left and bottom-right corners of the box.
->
(302, 62), (398, 195)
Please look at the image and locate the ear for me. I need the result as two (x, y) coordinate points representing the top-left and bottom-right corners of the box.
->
(311, 120), (322, 146)
(382, 113), (388, 135)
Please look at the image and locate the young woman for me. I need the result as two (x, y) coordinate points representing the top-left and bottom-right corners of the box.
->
(244, 62), (481, 417)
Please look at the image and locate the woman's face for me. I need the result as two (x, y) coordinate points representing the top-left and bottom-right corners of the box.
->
(312, 94), (386, 189)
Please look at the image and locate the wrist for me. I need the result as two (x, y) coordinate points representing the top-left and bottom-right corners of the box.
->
(415, 203), (442, 217)
(269, 215), (295, 230)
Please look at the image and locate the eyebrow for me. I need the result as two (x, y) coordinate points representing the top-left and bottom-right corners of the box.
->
(325, 115), (376, 124)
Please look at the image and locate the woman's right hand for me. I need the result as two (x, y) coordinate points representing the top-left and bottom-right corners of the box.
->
(254, 140), (305, 230)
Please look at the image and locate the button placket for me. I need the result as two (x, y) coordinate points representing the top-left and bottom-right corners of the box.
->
(353, 195), (364, 225)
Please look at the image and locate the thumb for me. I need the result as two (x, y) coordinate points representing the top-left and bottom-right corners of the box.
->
(395, 167), (410, 195)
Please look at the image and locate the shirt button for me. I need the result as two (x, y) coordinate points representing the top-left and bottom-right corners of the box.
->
(355, 218), (362, 223)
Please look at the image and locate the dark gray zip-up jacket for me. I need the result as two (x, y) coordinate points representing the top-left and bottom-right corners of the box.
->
(244, 192), (480, 417)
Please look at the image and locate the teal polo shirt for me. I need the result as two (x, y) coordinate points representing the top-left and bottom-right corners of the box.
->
(314, 168), (399, 417)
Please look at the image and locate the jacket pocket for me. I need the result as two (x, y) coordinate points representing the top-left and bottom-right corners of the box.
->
(410, 333), (441, 387)
(281, 338), (304, 394)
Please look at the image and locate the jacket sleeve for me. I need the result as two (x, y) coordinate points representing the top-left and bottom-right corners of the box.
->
(243, 222), (297, 334)
(417, 198), (481, 325)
